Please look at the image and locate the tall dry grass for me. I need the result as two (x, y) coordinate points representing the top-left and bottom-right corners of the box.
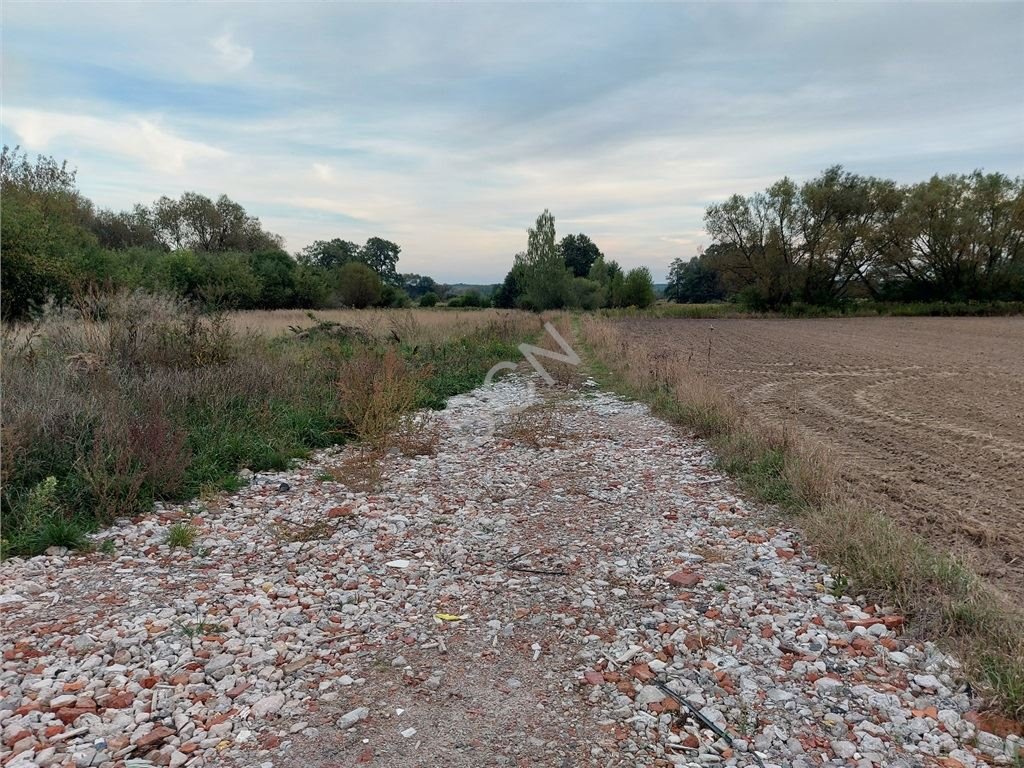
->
(578, 315), (1024, 718)
(1, 293), (540, 557)
(230, 307), (532, 345)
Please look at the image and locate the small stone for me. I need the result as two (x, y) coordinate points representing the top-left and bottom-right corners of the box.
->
(250, 694), (286, 718)
(338, 707), (369, 729)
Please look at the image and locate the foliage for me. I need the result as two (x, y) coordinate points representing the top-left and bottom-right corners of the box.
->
(620, 267), (656, 308)
(560, 233), (603, 277)
(447, 290), (489, 308)
(0, 146), (440, 318)
(493, 262), (527, 308)
(299, 237), (401, 286)
(336, 262), (383, 308)
(516, 210), (573, 310)
(419, 291), (439, 307)
(665, 254), (725, 303)
(701, 166), (1024, 307)
(403, 274), (441, 299)
(148, 191), (283, 252)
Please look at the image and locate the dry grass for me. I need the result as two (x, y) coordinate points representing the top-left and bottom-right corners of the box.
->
(230, 307), (533, 345)
(579, 314), (1024, 718)
(337, 346), (424, 443)
(325, 449), (386, 493)
(498, 402), (563, 448)
(389, 413), (442, 457)
(2, 292), (540, 558)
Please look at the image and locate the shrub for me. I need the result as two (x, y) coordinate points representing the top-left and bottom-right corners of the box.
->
(337, 347), (424, 442)
(336, 262), (383, 308)
(419, 292), (439, 307)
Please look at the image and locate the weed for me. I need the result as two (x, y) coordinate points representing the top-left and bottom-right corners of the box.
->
(166, 522), (197, 549)
(388, 413), (442, 457)
(177, 618), (226, 637)
(99, 539), (116, 556)
(498, 402), (564, 448)
(337, 347), (425, 443)
(829, 572), (850, 598)
(327, 449), (385, 493)
(1, 296), (537, 557)
(271, 519), (335, 543)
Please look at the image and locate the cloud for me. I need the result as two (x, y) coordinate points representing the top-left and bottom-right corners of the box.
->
(1, 3), (1021, 282)
(312, 163), (334, 182)
(2, 108), (228, 175)
(211, 31), (253, 72)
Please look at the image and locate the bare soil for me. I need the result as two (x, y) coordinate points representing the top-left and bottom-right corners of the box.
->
(616, 316), (1024, 599)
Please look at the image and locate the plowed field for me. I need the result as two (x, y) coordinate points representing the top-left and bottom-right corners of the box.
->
(617, 316), (1024, 599)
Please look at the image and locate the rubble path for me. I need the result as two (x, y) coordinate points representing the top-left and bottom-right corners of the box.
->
(1, 377), (1020, 768)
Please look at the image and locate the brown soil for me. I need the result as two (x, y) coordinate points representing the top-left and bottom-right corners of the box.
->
(616, 316), (1024, 599)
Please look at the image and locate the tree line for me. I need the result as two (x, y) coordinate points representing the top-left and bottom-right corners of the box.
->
(0, 146), (451, 319)
(493, 210), (655, 310)
(666, 166), (1024, 308)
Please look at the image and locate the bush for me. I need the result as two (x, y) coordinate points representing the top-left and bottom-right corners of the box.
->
(336, 262), (383, 308)
(419, 292), (439, 307)
(621, 267), (656, 308)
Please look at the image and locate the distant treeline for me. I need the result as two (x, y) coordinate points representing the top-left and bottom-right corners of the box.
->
(0, 146), (453, 319)
(667, 166), (1024, 308)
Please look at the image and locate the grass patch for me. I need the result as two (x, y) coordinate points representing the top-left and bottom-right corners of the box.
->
(578, 314), (1024, 718)
(1, 292), (539, 557)
(165, 521), (197, 549)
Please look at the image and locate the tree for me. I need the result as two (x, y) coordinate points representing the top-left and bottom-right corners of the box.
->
(560, 233), (603, 277)
(419, 291), (439, 307)
(360, 237), (401, 285)
(494, 261), (527, 308)
(336, 262), (382, 308)
(621, 267), (656, 308)
(665, 255), (724, 303)
(298, 239), (362, 270)
(0, 146), (95, 318)
(201, 252), (263, 308)
(587, 256), (626, 307)
(402, 273), (438, 299)
(248, 250), (298, 308)
(517, 210), (573, 310)
(877, 172), (1024, 301)
(569, 277), (605, 309)
(149, 192), (282, 252)
(293, 264), (332, 308)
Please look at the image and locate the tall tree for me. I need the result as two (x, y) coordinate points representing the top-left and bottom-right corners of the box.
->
(559, 233), (603, 277)
(517, 210), (572, 310)
(360, 237), (401, 285)
(665, 254), (724, 303)
(298, 239), (362, 270)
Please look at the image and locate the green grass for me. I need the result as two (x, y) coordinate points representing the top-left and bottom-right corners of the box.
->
(165, 522), (197, 549)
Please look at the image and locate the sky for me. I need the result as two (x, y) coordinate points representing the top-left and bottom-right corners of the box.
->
(2, 3), (1023, 283)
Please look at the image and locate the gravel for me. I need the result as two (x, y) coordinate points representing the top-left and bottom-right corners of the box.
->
(1, 375), (1019, 767)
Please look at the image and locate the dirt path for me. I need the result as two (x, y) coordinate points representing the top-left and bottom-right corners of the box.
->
(1, 376), (1019, 767)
